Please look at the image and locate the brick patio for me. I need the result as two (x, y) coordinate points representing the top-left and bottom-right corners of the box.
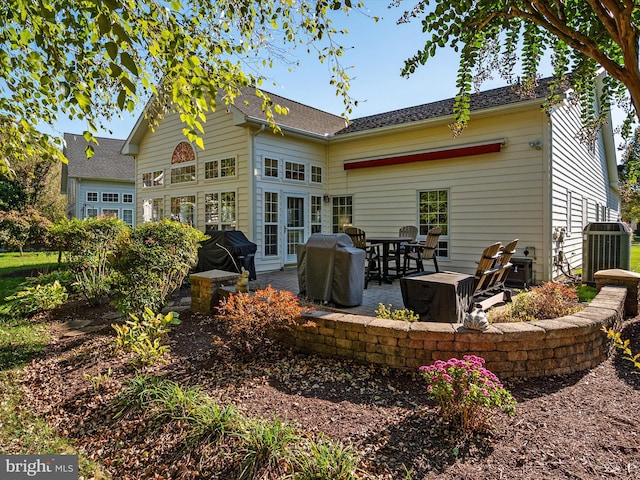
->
(252, 266), (406, 317)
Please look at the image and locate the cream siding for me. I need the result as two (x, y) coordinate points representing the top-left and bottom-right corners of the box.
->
(254, 132), (329, 270)
(549, 99), (620, 278)
(134, 108), (251, 235)
(328, 109), (547, 281)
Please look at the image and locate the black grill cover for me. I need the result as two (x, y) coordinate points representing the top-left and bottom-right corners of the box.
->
(196, 230), (257, 280)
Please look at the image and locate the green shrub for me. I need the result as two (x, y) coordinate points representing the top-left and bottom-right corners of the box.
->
(112, 220), (205, 315)
(375, 303), (419, 322)
(488, 282), (583, 323)
(112, 308), (181, 365)
(3, 281), (67, 318)
(49, 216), (128, 306)
(23, 269), (76, 291)
(0, 208), (51, 256)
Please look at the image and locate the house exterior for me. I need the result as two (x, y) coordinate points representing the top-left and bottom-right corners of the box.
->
(122, 76), (620, 283)
(62, 133), (136, 226)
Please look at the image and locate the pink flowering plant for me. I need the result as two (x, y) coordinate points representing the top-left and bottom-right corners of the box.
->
(419, 355), (516, 432)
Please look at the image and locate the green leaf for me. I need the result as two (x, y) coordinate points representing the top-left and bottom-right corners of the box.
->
(106, 42), (118, 60)
(120, 52), (138, 75)
(97, 14), (111, 35)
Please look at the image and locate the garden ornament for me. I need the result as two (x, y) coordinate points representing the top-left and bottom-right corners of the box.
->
(464, 303), (490, 331)
(235, 268), (250, 293)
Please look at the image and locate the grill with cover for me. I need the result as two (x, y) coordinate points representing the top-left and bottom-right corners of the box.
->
(195, 230), (257, 280)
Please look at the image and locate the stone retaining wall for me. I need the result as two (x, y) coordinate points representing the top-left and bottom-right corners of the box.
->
(284, 286), (627, 378)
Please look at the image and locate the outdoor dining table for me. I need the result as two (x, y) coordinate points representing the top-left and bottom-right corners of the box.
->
(366, 236), (414, 283)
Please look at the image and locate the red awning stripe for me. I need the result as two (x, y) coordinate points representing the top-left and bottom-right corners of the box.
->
(343, 142), (503, 170)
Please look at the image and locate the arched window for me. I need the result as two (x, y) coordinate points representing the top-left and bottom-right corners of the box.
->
(170, 141), (196, 183)
(171, 141), (195, 164)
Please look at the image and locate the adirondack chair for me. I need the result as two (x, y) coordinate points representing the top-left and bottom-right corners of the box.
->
(472, 239), (519, 303)
(490, 239), (519, 291)
(472, 242), (503, 299)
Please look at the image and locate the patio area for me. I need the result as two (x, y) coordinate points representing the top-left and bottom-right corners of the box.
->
(252, 266), (406, 317)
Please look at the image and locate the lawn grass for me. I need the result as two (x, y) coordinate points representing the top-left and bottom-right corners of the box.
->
(0, 252), (61, 303)
(631, 244), (640, 273)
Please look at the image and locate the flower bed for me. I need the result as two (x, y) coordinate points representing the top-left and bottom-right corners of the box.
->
(284, 286), (627, 378)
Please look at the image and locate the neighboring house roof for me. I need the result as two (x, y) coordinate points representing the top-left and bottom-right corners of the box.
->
(336, 77), (555, 135)
(63, 133), (134, 181)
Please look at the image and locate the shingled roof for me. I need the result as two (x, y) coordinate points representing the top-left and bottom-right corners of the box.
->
(335, 77), (556, 135)
(233, 87), (348, 136)
(64, 133), (134, 181)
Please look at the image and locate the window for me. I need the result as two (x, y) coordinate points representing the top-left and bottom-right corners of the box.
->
(171, 165), (196, 184)
(170, 195), (196, 226)
(205, 191), (236, 230)
(311, 165), (322, 184)
(205, 160), (218, 179)
(85, 208), (98, 218)
(171, 141), (195, 164)
(102, 208), (119, 218)
(220, 157), (236, 177)
(170, 142), (196, 184)
(87, 192), (98, 202)
(122, 209), (133, 226)
(264, 157), (279, 178)
(331, 196), (352, 233)
(123, 193), (133, 203)
(419, 189), (449, 258)
(143, 198), (163, 222)
(205, 157), (237, 179)
(264, 192), (279, 256)
(311, 195), (322, 233)
(102, 192), (119, 203)
(285, 161), (305, 181)
(143, 170), (164, 187)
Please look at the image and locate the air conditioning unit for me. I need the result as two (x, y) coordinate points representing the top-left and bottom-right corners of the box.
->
(582, 222), (632, 285)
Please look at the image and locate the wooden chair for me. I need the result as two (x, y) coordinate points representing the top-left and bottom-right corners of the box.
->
(490, 239), (519, 291)
(344, 226), (381, 288)
(472, 242), (504, 299)
(403, 226), (441, 274)
(389, 225), (418, 275)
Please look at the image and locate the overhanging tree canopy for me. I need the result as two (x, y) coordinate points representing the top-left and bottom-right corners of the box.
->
(0, 0), (362, 173)
(399, 0), (639, 138)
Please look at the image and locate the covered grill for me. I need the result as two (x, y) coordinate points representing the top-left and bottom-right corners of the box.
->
(196, 230), (257, 280)
(296, 233), (365, 307)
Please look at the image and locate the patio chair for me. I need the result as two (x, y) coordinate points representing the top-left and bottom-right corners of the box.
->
(403, 226), (441, 275)
(471, 242), (504, 299)
(490, 239), (519, 291)
(388, 225), (418, 275)
(344, 226), (381, 288)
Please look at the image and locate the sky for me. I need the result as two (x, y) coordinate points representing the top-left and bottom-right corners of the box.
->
(45, 1), (627, 152)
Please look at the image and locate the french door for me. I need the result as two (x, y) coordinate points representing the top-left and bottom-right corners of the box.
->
(285, 195), (305, 264)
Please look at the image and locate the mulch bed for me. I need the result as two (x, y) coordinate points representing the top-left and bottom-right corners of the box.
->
(13, 295), (640, 479)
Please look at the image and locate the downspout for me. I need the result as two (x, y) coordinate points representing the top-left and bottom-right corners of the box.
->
(542, 112), (554, 283)
(250, 124), (266, 256)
